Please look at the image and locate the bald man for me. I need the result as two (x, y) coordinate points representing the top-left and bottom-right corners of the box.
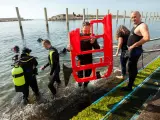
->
(121, 11), (150, 91)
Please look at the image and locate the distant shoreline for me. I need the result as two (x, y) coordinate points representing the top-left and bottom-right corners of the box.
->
(0, 14), (130, 22)
(48, 14), (130, 21)
(0, 18), (33, 22)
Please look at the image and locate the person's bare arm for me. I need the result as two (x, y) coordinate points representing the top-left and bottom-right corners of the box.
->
(116, 37), (123, 56)
(129, 24), (150, 50)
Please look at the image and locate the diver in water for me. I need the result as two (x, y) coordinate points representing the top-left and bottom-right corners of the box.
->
(11, 45), (20, 62)
(37, 38), (43, 43)
(37, 38), (68, 55)
(41, 40), (61, 96)
(67, 21), (100, 88)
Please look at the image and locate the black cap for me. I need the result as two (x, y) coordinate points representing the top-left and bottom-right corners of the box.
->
(22, 47), (32, 54)
(82, 21), (90, 26)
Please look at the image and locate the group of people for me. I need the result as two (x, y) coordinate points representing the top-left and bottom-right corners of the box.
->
(12, 40), (61, 105)
(115, 11), (150, 91)
(11, 11), (150, 105)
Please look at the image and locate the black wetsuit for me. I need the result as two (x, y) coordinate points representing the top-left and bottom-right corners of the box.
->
(119, 33), (130, 76)
(127, 23), (143, 89)
(78, 33), (100, 86)
(44, 46), (60, 95)
(19, 54), (39, 100)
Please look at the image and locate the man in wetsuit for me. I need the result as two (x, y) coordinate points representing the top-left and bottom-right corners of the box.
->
(41, 40), (61, 96)
(68, 21), (100, 88)
(121, 11), (150, 91)
(19, 48), (40, 104)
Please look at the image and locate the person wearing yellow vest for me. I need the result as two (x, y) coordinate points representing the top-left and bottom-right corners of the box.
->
(41, 40), (61, 96)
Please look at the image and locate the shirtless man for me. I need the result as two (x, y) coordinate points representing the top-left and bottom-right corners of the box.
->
(121, 11), (150, 91)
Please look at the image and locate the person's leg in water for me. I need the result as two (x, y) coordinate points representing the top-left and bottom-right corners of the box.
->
(55, 65), (61, 85)
(122, 54), (141, 91)
(48, 73), (57, 95)
(55, 72), (61, 85)
(78, 70), (83, 87)
(15, 84), (29, 105)
(29, 75), (40, 97)
(83, 69), (92, 88)
(22, 84), (29, 105)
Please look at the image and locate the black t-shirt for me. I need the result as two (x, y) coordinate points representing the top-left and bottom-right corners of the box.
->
(127, 23), (143, 48)
(119, 33), (129, 51)
(78, 33), (100, 64)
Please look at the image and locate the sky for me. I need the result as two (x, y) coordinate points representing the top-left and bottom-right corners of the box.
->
(0, 0), (159, 19)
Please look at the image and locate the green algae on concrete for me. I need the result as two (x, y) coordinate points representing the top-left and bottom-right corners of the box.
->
(71, 57), (160, 120)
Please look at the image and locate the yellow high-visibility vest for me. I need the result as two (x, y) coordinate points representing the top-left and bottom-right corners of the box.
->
(49, 50), (55, 65)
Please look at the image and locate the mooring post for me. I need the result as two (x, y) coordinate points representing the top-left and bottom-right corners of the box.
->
(83, 8), (85, 22)
(66, 8), (70, 45)
(96, 9), (99, 20)
(96, 9), (99, 34)
(66, 8), (69, 32)
(145, 12), (148, 23)
(129, 11), (132, 28)
(149, 12), (152, 23)
(156, 12), (158, 21)
(153, 12), (155, 21)
(16, 7), (24, 40)
(86, 8), (89, 21)
(150, 12), (152, 20)
(108, 9), (110, 14)
(44, 7), (49, 32)
(123, 10), (126, 25)
(116, 10), (119, 27)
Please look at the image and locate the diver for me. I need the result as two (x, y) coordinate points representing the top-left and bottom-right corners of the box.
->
(11, 46), (27, 104)
(19, 47), (40, 104)
(11, 45), (20, 62)
(67, 21), (100, 88)
(41, 40), (61, 96)
(11, 55), (27, 105)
